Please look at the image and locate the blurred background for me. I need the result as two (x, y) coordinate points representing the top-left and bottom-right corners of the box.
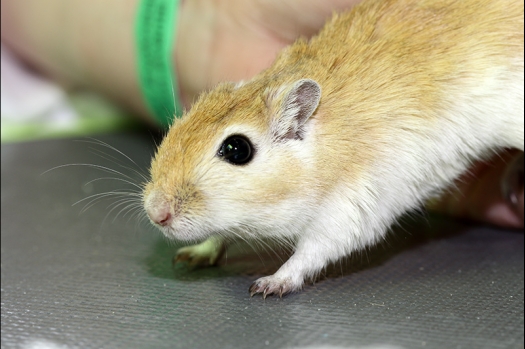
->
(1, 42), (141, 143)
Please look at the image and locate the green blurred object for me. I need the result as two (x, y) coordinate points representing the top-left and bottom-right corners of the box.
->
(1, 92), (143, 143)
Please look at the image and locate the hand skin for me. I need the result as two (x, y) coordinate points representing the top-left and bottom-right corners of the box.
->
(1, 0), (522, 229)
(175, 0), (361, 107)
(427, 150), (524, 229)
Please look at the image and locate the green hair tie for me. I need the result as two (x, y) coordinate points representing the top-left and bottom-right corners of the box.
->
(136, 0), (182, 127)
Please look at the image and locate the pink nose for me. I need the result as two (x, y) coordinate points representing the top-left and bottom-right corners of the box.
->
(146, 206), (172, 227)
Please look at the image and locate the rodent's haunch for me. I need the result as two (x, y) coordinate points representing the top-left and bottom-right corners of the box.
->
(144, 0), (524, 297)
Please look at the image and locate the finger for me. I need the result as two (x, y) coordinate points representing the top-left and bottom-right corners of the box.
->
(501, 152), (524, 225)
(428, 150), (524, 229)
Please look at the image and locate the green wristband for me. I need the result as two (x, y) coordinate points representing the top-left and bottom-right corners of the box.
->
(135, 0), (182, 127)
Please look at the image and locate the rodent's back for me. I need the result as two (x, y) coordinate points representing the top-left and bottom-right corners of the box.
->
(270, 0), (523, 107)
(274, 0), (524, 79)
(258, 0), (524, 192)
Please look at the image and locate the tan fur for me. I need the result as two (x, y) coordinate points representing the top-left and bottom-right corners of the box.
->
(144, 0), (524, 296)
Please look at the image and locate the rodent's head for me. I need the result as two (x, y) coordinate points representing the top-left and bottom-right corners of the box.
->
(143, 78), (321, 242)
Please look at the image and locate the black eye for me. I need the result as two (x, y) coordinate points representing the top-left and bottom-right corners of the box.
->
(218, 135), (253, 165)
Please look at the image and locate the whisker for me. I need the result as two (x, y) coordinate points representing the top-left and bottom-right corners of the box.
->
(86, 147), (150, 184)
(41, 164), (137, 184)
(105, 198), (143, 224)
(239, 228), (285, 266)
(114, 200), (143, 218)
(217, 229), (271, 268)
(148, 131), (158, 150)
(76, 191), (139, 214)
(78, 138), (143, 170)
(83, 177), (144, 191)
(124, 205), (147, 224)
(73, 190), (141, 206)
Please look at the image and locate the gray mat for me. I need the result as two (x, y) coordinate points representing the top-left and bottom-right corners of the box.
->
(2, 133), (524, 349)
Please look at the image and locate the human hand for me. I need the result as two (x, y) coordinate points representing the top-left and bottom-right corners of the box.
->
(175, 0), (363, 108)
(1, 0), (363, 119)
(428, 150), (524, 229)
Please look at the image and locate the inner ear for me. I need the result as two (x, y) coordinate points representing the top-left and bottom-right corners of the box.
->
(271, 79), (321, 140)
(285, 79), (321, 126)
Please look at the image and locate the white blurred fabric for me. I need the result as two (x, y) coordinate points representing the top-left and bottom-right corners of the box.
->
(1, 42), (78, 127)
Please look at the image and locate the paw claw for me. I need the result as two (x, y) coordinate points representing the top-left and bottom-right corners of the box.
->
(248, 275), (301, 299)
(249, 283), (258, 297)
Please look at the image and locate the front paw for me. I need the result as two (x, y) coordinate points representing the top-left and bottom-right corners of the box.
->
(173, 239), (225, 268)
(249, 275), (303, 299)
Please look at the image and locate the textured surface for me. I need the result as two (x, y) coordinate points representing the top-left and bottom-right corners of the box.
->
(1, 133), (524, 349)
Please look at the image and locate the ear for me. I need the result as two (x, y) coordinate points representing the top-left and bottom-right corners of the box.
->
(268, 79), (321, 140)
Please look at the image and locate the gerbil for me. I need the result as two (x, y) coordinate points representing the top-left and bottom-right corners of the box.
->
(143, 0), (524, 298)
